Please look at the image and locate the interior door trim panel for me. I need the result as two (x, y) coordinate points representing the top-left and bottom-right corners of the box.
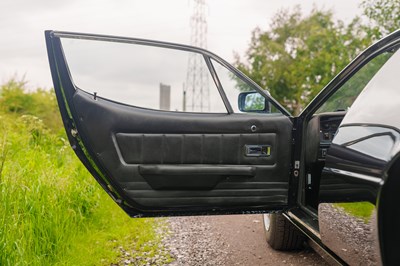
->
(71, 90), (293, 211)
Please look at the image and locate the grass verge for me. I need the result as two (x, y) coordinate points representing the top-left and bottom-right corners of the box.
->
(0, 109), (169, 265)
(334, 202), (375, 223)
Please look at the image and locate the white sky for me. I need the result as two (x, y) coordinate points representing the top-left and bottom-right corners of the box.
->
(0, 0), (363, 90)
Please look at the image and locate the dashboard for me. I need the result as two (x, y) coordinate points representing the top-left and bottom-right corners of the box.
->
(318, 115), (344, 159)
(306, 112), (346, 164)
(304, 112), (346, 206)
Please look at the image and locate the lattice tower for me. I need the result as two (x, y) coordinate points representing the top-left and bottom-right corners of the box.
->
(185, 0), (209, 112)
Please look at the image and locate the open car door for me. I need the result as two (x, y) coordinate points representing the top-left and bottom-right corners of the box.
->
(45, 31), (293, 217)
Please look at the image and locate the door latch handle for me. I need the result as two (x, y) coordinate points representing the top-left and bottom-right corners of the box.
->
(245, 145), (271, 157)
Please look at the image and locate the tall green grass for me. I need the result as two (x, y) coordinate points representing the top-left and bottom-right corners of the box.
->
(335, 202), (375, 223)
(0, 80), (167, 265)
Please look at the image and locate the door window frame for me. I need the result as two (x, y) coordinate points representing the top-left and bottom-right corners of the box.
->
(52, 31), (290, 116)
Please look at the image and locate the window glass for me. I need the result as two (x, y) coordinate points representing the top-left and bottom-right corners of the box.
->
(60, 38), (226, 113)
(211, 59), (281, 114)
(339, 47), (400, 128)
(316, 51), (394, 114)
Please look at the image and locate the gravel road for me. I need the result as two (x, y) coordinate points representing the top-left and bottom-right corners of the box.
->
(115, 208), (380, 265)
(319, 204), (381, 266)
(165, 214), (327, 266)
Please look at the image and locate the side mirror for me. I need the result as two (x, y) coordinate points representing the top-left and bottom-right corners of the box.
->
(238, 91), (270, 113)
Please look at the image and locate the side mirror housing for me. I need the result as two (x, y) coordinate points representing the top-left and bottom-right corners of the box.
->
(238, 91), (270, 113)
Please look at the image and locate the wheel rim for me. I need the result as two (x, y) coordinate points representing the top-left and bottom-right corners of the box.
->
(263, 214), (271, 232)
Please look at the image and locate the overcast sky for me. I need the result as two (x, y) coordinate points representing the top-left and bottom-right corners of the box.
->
(0, 0), (363, 90)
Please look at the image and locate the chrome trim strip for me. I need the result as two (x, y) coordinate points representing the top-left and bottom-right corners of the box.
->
(286, 211), (321, 239)
(284, 211), (344, 265)
(325, 167), (384, 185)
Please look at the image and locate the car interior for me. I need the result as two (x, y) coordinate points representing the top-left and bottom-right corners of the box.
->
(300, 44), (400, 216)
(304, 111), (346, 211)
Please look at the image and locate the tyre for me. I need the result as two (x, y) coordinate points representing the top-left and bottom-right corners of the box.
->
(263, 213), (306, 250)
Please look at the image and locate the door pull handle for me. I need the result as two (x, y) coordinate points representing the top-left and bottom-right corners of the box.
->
(245, 145), (271, 157)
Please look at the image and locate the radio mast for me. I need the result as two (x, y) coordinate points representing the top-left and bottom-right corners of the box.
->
(185, 0), (209, 112)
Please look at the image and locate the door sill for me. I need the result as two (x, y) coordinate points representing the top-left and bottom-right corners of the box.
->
(284, 207), (346, 265)
(286, 207), (320, 238)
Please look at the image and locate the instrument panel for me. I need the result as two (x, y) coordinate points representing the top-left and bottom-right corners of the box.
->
(319, 115), (344, 159)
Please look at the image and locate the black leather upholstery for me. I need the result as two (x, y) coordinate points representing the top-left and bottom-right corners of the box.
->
(72, 89), (293, 211)
(116, 133), (276, 165)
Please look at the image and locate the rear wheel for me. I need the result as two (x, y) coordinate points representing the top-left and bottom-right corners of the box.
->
(263, 213), (305, 250)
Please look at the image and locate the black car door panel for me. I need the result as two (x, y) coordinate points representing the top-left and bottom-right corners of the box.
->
(46, 31), (293, 217)
(73, 90), (292, 209)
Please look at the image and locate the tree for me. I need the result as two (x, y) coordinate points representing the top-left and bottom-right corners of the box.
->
(235, 7), (370, 114)
(361, 0), (400, 41)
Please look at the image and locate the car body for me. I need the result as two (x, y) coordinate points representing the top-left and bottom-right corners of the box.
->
(45, 29), (400, 265)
